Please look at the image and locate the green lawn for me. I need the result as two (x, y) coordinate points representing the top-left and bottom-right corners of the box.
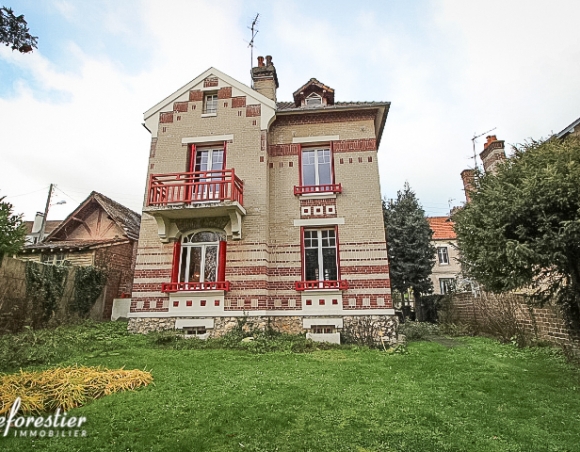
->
(1, 323), (580, 451)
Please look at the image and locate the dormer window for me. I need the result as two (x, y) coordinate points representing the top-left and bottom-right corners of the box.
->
(305, 93), (322, 107)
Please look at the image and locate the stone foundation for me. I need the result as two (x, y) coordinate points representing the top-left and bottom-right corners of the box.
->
(128, 314), (399, 343)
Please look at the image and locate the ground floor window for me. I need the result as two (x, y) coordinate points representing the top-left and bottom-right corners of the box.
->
(439, 278), (455, 294)
(178, 231), (225, 283)
(304, 228), (338, 281)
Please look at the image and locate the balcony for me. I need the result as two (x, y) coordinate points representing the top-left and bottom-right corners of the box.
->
(161, 281), (230, 293)
(143, 169), (246, 242)
(294, 184), (342, 196)
(295, 280), (349, 291)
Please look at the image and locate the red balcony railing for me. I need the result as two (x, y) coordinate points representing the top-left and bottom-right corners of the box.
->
(148, 170), (243, 206)
(294, 184), (342, 196)
(161, 281), (230, 293)
(295, 280), (349, 291)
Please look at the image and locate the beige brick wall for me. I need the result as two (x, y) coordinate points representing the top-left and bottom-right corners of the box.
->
(133, 78), (392, 313)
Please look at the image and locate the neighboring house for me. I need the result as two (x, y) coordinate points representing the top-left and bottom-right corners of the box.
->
(427, 217), (461, 295)
(129, 56), (395, 343)
(556, 116), (580, 139)
(19, 191), (141, 319)
(24, 213), (61, 244)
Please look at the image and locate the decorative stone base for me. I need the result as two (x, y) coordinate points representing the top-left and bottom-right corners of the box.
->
(128, 314), (399, 343)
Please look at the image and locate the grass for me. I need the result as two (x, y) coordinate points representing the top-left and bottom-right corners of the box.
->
(0, 322), (579, 451)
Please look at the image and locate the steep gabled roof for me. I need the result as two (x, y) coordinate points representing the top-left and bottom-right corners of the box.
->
(292, 78), (335, 106)
(44, 191), (141, 243)
(427, 216), (457, 240)
(556, 116), (580, 139)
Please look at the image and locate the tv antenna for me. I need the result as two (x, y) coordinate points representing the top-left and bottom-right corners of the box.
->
(248, 13), (259, 80)
(471, 127), (496, 171)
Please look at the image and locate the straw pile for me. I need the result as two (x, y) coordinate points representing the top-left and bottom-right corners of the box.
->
(0, 366), (153, 415)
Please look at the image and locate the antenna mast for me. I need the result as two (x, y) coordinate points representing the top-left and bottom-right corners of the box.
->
(471, 127), (496, 171)
(248, 13), (259, 83)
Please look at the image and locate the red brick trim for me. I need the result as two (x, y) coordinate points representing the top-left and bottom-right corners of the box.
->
(159, 112), (173, 123)
(173, 101), (188, 112)
(189, 90), (203, 102)
(268, 143), (301, 156)
(275, 110), (376, 127)
(246, 104), (261, 117)
(341, 265), (389, 275)
(203, 77), (218, 88)
(232, 96), (246, 108)
(218, 87), (232, 99)
(332, 139), (376, 153)
(347, 279), (391, 289)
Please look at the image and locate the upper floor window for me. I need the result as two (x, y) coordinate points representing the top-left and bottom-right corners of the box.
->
(305, 93), (322, 107)
(437, 247), (449, 265)
(204, 93), (218, 114)
(302, 148), (332, 187)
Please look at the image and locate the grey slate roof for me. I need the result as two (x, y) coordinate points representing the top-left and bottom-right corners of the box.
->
(276, 101), (389, 112)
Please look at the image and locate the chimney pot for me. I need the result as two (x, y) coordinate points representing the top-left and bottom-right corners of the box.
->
(257, 56), (264, 67)
(265, 55), (272, 66)
(485, 135), (497, 148)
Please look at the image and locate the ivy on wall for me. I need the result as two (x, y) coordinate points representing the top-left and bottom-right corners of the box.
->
(25, 261), (68, 326)
(71, 266), (107, 317)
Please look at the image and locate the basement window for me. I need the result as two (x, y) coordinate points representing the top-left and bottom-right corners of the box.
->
(312, 325), (334, 334)
(183, 326), (207, 336)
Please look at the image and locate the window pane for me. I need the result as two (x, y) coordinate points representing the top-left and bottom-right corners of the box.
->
(179, 247), (188, 282)
(204, 246), (218, 282)
(188, 247), (202, 282)
(322, 247), (337, 280)
(305, 249), (319, 281)
(191, 231), (221, 243)
(302, 151), (316, 186)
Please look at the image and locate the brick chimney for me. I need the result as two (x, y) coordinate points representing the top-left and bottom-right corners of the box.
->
(479, 135), (506, 174)
(251, 55), (279, 102)
(460, 169), (476, 203)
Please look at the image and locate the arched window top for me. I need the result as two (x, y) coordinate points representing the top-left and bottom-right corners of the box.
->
(182, 230), (224, 244)
(305, 93), (322, 106)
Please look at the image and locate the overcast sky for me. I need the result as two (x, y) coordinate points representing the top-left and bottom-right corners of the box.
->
(2, 0), (579, 221)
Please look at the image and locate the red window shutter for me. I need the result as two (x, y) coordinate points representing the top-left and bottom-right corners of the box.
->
(171, 241), (181, 283)
(218, 240), (227, 281)
(188, 144), (196, 173)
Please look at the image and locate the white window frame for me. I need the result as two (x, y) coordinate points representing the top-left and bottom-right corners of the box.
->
(303, 228), (338, 281)
(179, 232), (223, 284)
(437, 246), (449, 265)
(301, 147), (333, 187)
(204, 93), (218, 114)
(305, 93), (322, 107)
(439, 278), (455, 294)
(41, 253), (66, 266)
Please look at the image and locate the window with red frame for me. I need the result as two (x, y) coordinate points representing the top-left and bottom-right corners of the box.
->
(173, 231), (226, 284)
(303, 228), (338, 281)
(301, 147), (332, 187)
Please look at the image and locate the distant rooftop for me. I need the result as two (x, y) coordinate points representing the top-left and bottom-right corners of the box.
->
(427, 216), (456, 240)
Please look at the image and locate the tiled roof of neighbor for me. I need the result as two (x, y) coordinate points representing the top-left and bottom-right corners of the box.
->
(46, 191), (141, 243)
(24, 220), (61, 235)
(427, 216), (457, 240)
(23, 238), (128, 252)
(276, 101), (389, 112)
(92, 192), (141, 241)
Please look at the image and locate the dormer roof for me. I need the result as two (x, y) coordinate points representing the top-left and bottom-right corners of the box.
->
(293, 78), (335, 107)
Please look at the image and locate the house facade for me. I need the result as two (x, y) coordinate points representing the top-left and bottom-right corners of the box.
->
(128, 57), (396, 342)
(19, 191), (141, 319)
(427, 217), (461, 295)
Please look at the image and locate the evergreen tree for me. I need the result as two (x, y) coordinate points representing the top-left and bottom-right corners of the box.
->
(0, 196), (26, 262)
(454, 136), (580, 329)
(0, 6), (37, 53)
(383, 182), (436, 320)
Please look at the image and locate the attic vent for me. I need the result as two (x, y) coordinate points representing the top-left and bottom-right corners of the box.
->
(306, 93), (322, 107)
